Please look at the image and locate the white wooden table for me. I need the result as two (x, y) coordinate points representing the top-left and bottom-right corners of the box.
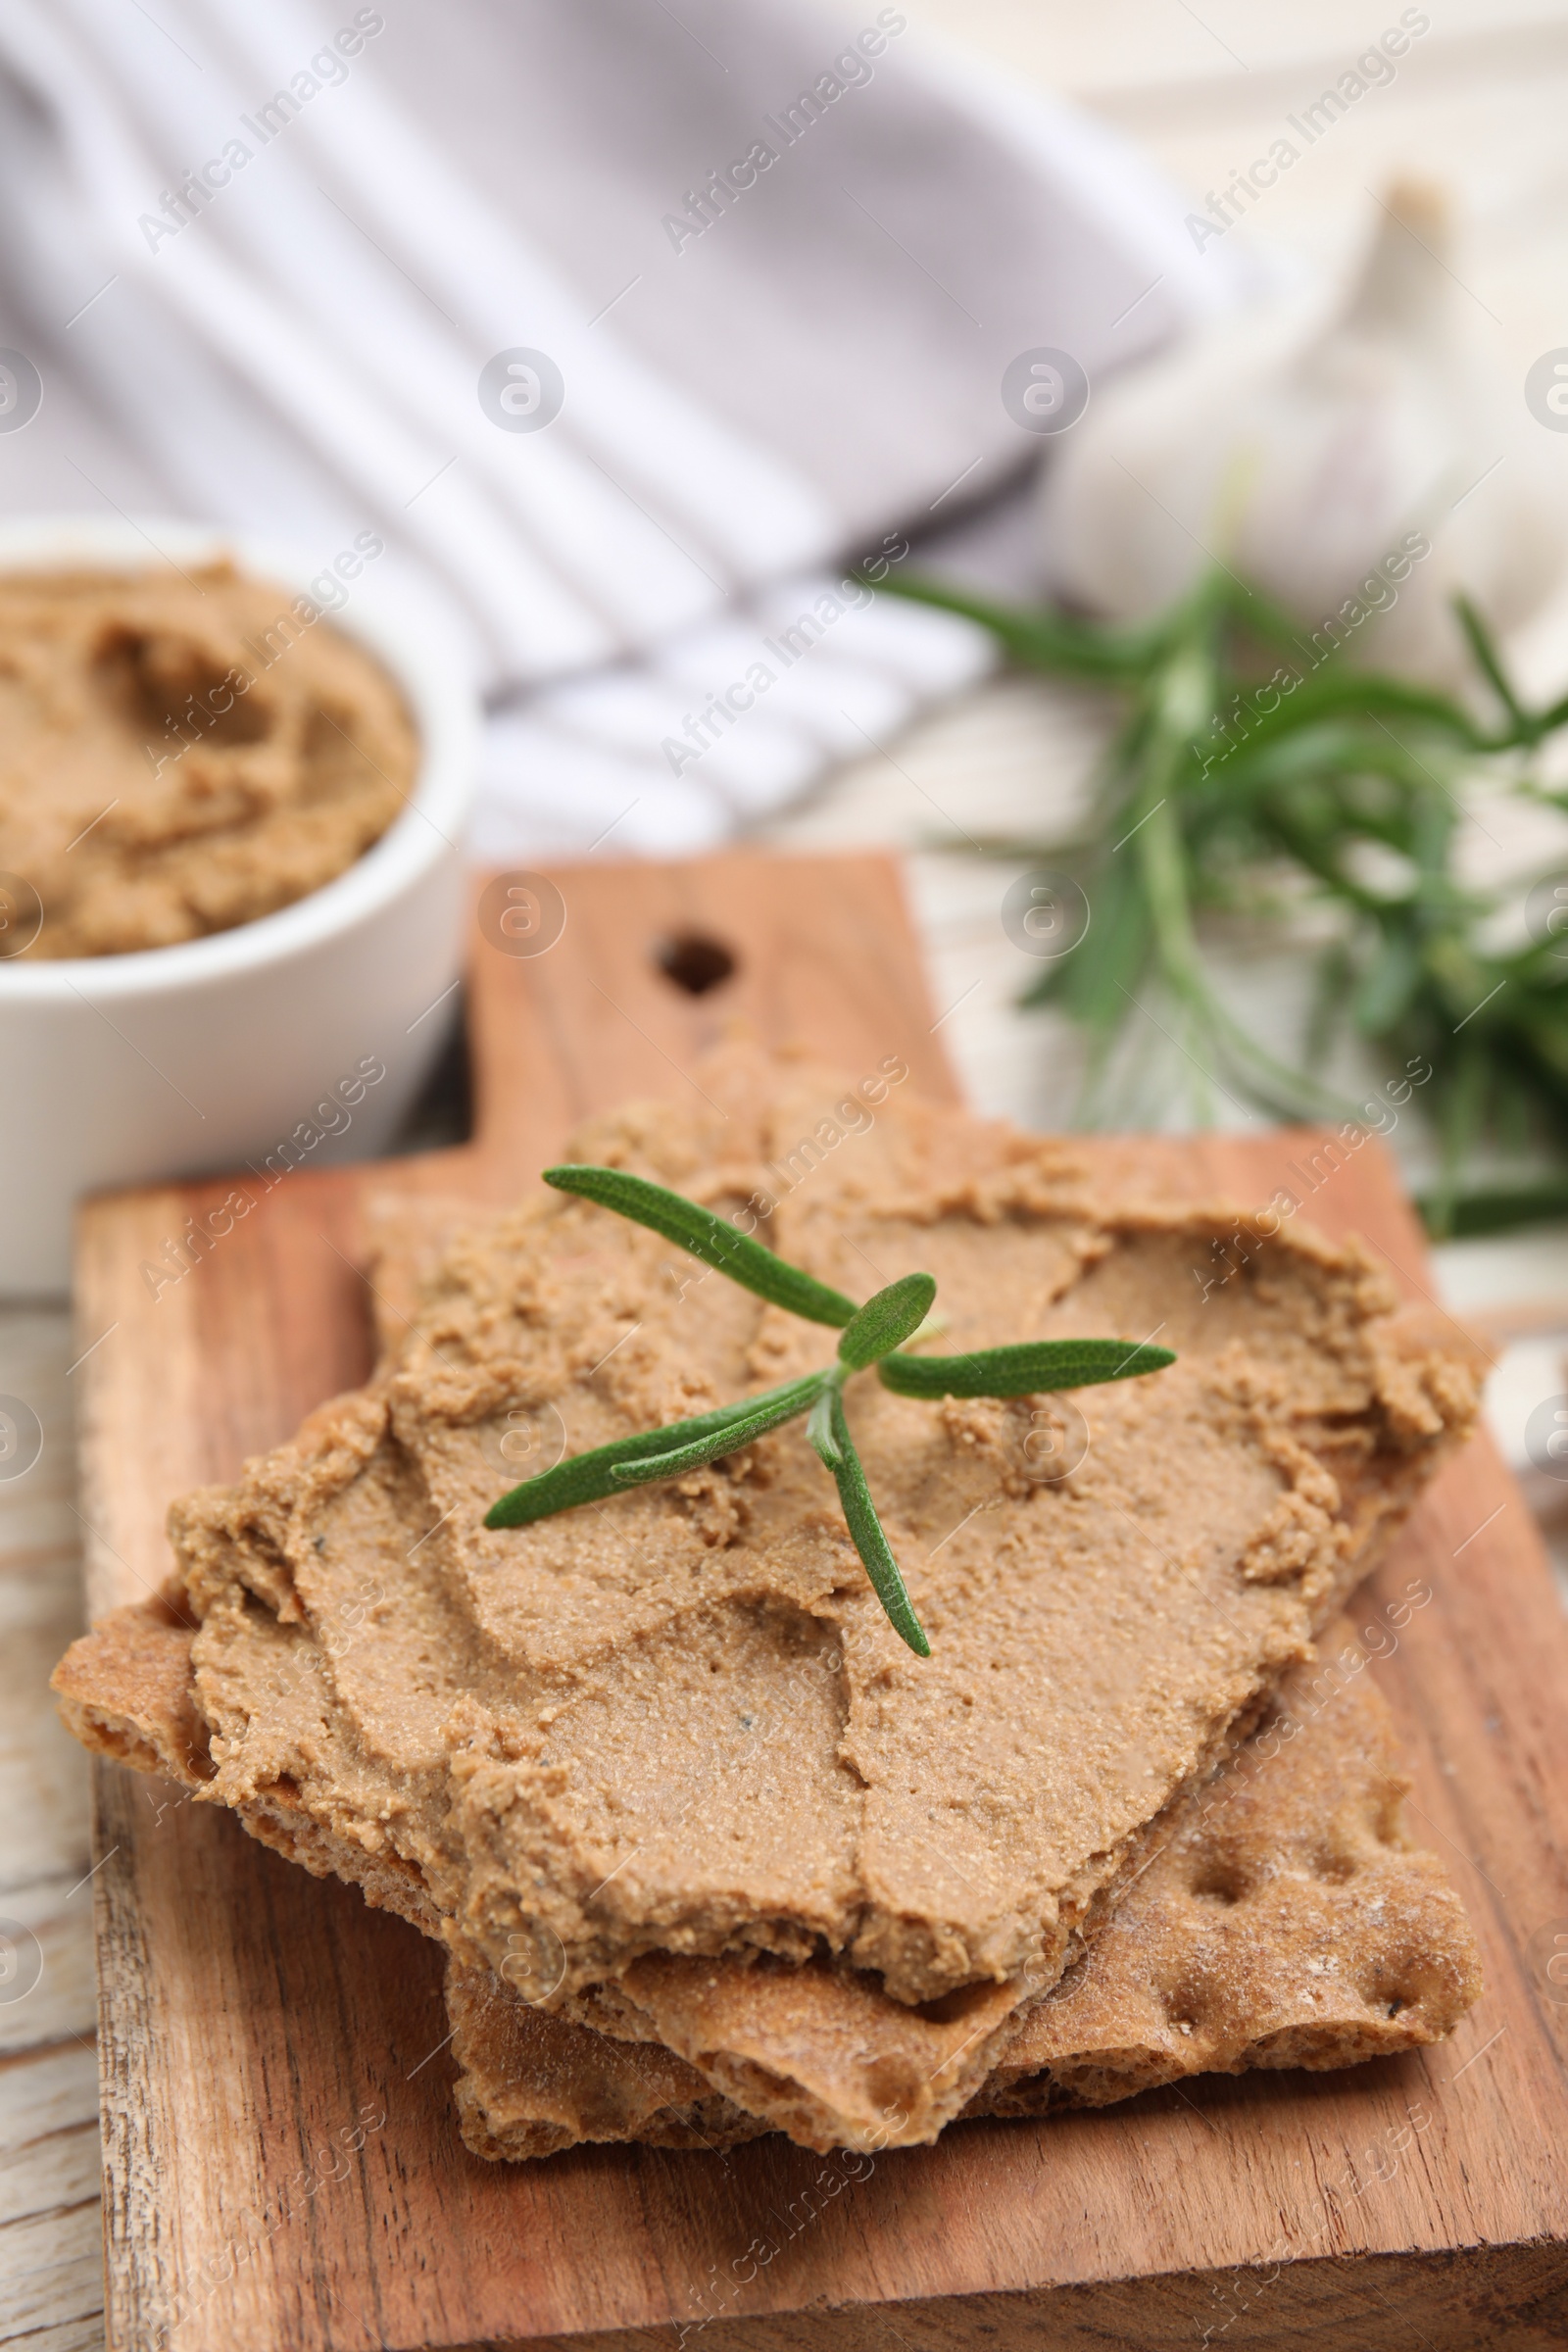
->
(0, 1312), (105, 2352)
(8, 4), (1568, 2341)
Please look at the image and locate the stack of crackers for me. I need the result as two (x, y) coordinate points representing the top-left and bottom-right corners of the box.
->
(54, 1052), (1484, 2161)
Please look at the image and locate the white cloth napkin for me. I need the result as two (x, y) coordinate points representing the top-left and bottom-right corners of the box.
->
(0, 0), (1236, 855)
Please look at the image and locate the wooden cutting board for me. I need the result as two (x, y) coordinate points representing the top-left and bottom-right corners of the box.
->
(73, 853), (1568, 2351)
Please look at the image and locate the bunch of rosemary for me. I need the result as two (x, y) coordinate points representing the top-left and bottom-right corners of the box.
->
(485, 1166), (1174, 1655)
(879, 568), (1568, 1238)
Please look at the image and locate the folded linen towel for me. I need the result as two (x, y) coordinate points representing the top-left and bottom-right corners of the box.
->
(0, 0), (1237, 849)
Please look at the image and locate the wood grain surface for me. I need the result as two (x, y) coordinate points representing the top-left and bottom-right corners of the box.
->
(73, 853), (1568, 2350)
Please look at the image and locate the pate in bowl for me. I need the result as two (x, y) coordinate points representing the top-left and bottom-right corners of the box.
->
(0, 518), (479, 1293)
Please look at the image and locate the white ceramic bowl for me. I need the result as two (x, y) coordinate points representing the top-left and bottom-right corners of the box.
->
(0, 520), (479, 1295)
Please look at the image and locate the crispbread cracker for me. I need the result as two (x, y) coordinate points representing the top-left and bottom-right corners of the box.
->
(65, 1051), (1477, 2027)
(53, 1052), (1484, 2154)
(55, 1586), (1481, 2155)
(448, 1970), (763, 2163)
(444, 1622), (1481, 2158)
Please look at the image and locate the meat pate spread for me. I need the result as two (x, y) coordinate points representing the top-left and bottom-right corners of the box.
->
(0, 558), (414, 957)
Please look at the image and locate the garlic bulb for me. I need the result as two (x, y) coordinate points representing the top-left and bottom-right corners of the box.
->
(1037, 181), (1567, 676)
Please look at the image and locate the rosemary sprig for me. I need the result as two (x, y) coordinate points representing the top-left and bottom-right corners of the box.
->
(484, 1168), (1176, 1655)
(873, 568), (1568, 1237)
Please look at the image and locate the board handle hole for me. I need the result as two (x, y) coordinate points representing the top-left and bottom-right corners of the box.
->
(655, 930), (737, 996)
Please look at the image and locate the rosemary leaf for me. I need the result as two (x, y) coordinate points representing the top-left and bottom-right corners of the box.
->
(484, 1373), (824, 1527)
(858, 570), (1162, 682)
(543, 1165), (858, 1326)
(879, 1338), (1175, 1398)
(818, 1392), (929, 1658)
(1454, 594), (1528, 730)
(837, 1272), (937, 1370)
(1416, 1174), (1568, 1238)
(612, 1374), (828, 1486)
